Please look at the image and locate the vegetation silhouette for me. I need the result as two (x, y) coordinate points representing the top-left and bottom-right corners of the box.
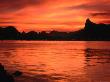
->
(0, 18), (110, 40)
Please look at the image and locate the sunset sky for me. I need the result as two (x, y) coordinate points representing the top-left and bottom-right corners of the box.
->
(0, 0), (110, 32)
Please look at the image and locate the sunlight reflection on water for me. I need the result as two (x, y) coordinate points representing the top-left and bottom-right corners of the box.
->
(0, 41), (110, 82)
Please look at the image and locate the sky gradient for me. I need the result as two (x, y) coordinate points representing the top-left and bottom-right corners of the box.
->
(0, 0), (110, 32)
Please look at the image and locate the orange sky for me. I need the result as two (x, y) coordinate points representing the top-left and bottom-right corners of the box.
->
(0, 0), (110, 32)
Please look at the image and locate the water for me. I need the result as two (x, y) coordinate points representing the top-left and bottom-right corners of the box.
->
(0, 41), (110, 82)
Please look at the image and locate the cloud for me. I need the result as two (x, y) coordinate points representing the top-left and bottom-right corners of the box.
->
(64, 0), (110, 12)
(0, 0), (46, 13)
(99, 20), (110, 24)
(91, 12), (110, 17)
(0, 17), (13, 20)
(0, 0), (110, 31)
(0, 21), (16, 24)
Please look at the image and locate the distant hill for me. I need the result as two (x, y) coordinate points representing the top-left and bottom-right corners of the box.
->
(0, 26), (21, 40)
(0, 19), (110, 40)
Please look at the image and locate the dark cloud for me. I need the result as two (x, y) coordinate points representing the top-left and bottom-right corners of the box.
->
(0, 0), (46, 13)
(99, 20), (110, 24)
(65, 1), (110, 12)
(91, 12), (110, 17)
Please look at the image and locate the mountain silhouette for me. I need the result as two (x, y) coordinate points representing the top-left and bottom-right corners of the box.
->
(0, 19), (110, 40)
(83, 18), (110, 40)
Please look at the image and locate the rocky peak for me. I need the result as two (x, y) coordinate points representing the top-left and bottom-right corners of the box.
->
(84, 18), (95, 30)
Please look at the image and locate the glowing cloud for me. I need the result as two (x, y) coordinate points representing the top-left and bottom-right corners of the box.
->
(0, 0), (110, 32)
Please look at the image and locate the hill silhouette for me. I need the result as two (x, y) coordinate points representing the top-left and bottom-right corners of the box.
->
(0, 26), (20, 40)
(0, 19), (110, 40)
(71, 18), (110, 40)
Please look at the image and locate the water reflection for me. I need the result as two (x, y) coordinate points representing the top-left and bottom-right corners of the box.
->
(84, 48), (110, 82)
(85, 48), (110, 65)
(0, 41), (110, 82)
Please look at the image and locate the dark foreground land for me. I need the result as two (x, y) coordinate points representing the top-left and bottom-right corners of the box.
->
(0, 63), (23, 82)
(0, 18), (110, 41)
